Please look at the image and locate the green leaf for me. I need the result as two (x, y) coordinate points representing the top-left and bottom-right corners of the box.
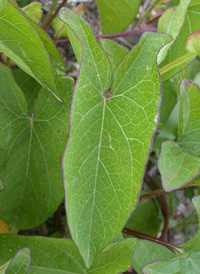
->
(60, 8), (171, 267)
(0, 248), (31, 274)
(132, 240), (174, 274)
(186, 29), (200, 55)
(0, 235), (137, 274)
(153, 102), (179, 150)
(0, 0), (63, 102)
(0, 176), (5, 192)
(52, 2), (85, 39)
(159, 80), (178, 126)
(142, 251), (200, 274)
(124, 195), (162, 237)
(13, 69), (42, 114)
(22, 2), (42, 24)
(99, 38), (128, 70)
(159, 0), (200, 81)
(0, 0), (6, 13)
(0, 63), (73, 231)
(159, 80), (200, 191)
(157, 0), (191, 64)
(183, 195), (200, 251)
(96, 0), (142, 34)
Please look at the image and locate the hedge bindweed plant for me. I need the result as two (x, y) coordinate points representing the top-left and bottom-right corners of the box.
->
(0, 0), (200, 273)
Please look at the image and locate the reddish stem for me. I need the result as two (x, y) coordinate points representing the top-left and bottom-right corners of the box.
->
(53, 27), (158, 44)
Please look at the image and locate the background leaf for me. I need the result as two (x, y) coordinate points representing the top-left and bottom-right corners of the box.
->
(159, 0), (200, 81)
(0, 64), (73, 230)
(124, 194), (162, 237)
(60, 8), (171, 267)
(159, 80), (200, 191)
(0, 0), (63, 101)
(132, 240), (174, 274)
(22, 1), (42, 24)
(0, 235), (137, 274)
(96, 0), (142, 34)
(99, 38), (128, 71)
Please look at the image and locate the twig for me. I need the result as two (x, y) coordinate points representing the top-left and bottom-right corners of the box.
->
(123, 228), (179, 253)
(53, 27), (158, 44)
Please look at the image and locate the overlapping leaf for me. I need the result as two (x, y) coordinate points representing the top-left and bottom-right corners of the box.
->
(0, 248), (31, 274)
(22, 2), (42, 24)
(99, 38), (128, 71)
(0, 0), (63, 101)
(0, 235), (137, 273)
(0, 63), (73, 231)
(159, 0), (200, 81)
(60, 8), (171, 267)
(159, 80), (200, 191)
(96, 0), (142, 33)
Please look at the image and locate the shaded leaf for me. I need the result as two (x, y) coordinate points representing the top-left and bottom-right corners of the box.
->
(22, 2), (42, 24)
(0, 63), (73, 230)
(124, 195), (162, 237)
(13, 69), (42, 114)
(60, 8), (171, 267)
(96, 0), (142, 34)
(0, 248), (31, 274)
(0, 0), (62, 101)
(99, 38), (128, 70)
(132, 240), (174, 274)
(0, 235), (137, 274)
(159, 80), (200, 191)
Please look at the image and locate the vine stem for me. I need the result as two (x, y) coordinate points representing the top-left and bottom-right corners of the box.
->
(140, 184), (197, 201)
(123, 228), (179, 253)
(42, 0), (59, 28)
(138, 0), (163, 27)
(144, 174), (169, 240)
(43, 0), (68, 30)
(53, 27), (158, 44)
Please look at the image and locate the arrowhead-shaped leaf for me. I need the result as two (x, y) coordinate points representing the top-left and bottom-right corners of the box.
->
(0, 248), (31, 274)
(60, 8), (171, 267)
(0, 0), (63, 102)
(0, 235), (137, 274)
(96, 0), (142, 34)
(0, 63), (73, 230)
(159, 80), (200, 191)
